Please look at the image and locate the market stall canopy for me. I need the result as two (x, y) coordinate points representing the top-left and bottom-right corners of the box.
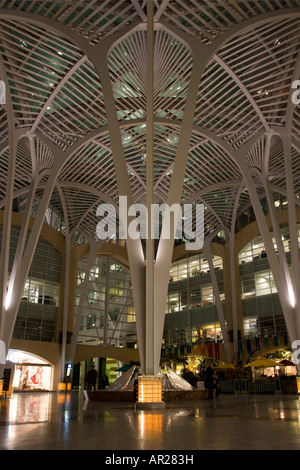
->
(279, 359), (296, 366)
(243, 358), (278, 368)
(214, 363), (235, 369)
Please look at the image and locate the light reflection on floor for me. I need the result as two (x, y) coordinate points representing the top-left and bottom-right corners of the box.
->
(0, 392), (51, 424)
(1, 392), (300, 450)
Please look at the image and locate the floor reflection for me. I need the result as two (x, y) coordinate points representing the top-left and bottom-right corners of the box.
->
(136, 411), (163, 438)
(0, 393), (51, 424)
(1, 392), (300, 450)
(2, 392), (300, 426)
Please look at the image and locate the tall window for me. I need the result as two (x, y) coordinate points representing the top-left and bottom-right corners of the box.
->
(75, 256), (135, 347)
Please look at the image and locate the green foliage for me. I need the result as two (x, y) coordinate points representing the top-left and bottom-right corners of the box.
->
(160, 354), (188, 370)
(195, 357), (219, 380)
(266, 349), (292, 360)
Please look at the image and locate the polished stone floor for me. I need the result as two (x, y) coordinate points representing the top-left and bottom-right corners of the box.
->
(1, 391), (300, 452)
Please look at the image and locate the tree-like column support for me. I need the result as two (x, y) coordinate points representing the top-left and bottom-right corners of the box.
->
(237, 155), (297, 348)
(203, 242), (230, 362)
(144, 0), (156, 377)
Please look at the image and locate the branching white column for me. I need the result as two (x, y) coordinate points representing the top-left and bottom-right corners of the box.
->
(2, 130), (102, 354)
(229, 184), (244, 360)
(203, 241), (230, 362)
(0, 129), (21, 344)
(260, 134), (294, 303)
(0, 54), (25, 364)
(1, 5), (299, 378)
(281, 131), (300, 328)
(5, 136), (42, 326)
(88, 32), (147, 371)
(153, 50), (210, 373)
(236, 150), (296, 344)
(3, 155), (64, 349)
(229, 230), (240, 355)
(144, 0), (155, 375)
(56, 183), (71, 381)
(277, 54), (300, 337)
(104, 255), (110, 346)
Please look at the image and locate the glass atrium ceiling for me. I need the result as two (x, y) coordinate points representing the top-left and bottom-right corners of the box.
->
(0, 0), (299, 245)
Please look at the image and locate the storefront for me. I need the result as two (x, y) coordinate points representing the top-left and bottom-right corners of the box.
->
(7, 350), (52, 391)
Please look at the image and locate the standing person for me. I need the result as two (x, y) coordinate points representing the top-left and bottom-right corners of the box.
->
(86, 364), (98, 391)
(214, 374), (221, 397)
(204, 366), (214, 400)
(101, 373), (109, 389)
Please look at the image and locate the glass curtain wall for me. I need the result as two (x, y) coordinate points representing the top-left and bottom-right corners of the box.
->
(239, 224), (300, 339)
(164, 253), (224, 350)
(75, 255), (136, 348)
(0, 226), (62, 342)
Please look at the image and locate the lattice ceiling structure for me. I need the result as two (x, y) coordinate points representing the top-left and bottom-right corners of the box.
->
(0, 0), (299, 247)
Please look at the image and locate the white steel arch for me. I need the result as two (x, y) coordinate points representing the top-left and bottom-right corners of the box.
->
(0, 2), (299, 378)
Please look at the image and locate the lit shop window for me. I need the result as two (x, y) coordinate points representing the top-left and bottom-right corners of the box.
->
(8, 349), (52, 392)
(202, 323), (222, 342)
